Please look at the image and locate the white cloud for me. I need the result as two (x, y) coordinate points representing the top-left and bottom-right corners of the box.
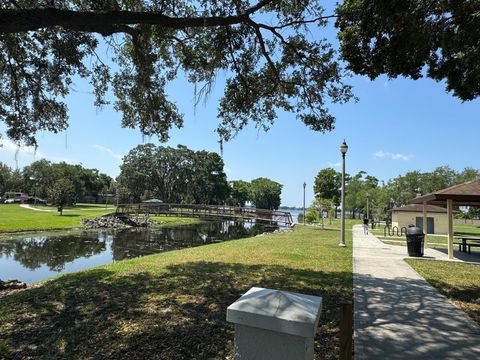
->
(327, 162), (342, 168)
(374, 151), (412, 161)
(0, 139), (78, 166)
(49, 156), (76, 164)
(93, 144), (123, 161)
(0, 139), (44, 157)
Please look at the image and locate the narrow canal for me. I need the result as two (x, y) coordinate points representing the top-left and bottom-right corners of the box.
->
(0, 221), (273, 284)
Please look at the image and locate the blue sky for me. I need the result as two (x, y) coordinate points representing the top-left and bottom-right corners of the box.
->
(1, 6), (480, 207)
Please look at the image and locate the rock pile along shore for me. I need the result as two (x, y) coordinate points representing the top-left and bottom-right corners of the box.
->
(0, 279), (27, 291)
(82, 214), (156, 230)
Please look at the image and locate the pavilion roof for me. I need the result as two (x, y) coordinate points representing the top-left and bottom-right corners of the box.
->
(409, 179), (480, 206)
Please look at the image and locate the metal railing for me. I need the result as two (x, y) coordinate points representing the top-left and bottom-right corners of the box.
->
(116, 203), (294, 228)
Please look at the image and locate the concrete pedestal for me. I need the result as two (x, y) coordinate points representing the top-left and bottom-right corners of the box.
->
(226, 287), (322, 360)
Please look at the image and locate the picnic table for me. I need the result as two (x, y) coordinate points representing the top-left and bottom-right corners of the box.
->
(454, 236), (480, 254)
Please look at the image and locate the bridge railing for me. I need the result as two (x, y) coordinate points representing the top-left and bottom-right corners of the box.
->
(116, 203), (293, 227)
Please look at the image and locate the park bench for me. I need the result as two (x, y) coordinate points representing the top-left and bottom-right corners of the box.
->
(455, 236), (480, 254)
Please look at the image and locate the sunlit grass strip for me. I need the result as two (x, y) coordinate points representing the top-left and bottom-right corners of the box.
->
(0, 204), (115, 232)
(0, 205), (203, 233)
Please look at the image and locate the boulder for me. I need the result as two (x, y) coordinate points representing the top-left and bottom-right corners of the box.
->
(82, 214), (156, 229)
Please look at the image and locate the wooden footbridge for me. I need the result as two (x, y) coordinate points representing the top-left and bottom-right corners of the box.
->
(116, 203), (294, 228)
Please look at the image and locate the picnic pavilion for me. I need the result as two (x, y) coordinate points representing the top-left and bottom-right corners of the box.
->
(409, 178), (480, 259)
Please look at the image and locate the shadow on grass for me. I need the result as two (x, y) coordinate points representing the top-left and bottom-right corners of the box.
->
(0, 262), (351, 359)
(433, 248), (480, 264)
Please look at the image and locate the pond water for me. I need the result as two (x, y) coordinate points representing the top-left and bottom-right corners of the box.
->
(0, 221), (272, 284)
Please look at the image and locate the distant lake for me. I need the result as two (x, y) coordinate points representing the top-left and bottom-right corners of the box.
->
(0, 221), (272, 284)
(280, 208), (303, 222)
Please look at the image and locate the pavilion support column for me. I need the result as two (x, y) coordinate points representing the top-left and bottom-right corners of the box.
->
(447, 199), (454, 260)
(422, 201), (428, 248)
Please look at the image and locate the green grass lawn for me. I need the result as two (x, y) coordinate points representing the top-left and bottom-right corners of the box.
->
(308, 217), (361, 230)
(454, 223), (480, 236)
(406, 259), (480, 325)
(0, 205), (205, 233)
(0, 204), (115, 232)
(0, 225), (352, 359)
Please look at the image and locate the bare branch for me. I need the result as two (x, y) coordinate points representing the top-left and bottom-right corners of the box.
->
(246, 19), (280, 81)
(270, 15), (336, 30)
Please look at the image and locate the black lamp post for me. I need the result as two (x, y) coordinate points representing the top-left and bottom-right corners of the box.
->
(303, 181), (306, 225)
(339, 140), (348, 247)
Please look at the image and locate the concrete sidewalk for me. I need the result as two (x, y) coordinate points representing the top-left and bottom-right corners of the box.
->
(353, 224), (480, 359)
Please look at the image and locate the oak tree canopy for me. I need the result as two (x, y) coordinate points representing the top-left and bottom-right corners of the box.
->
(336, 0), (480, 101)
(0, 0), (353, 146)
(1, 1), (478, 147)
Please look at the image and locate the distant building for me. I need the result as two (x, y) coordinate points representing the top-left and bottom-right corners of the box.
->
(389, 204), (449, 234)
(3, 192), (29, 203)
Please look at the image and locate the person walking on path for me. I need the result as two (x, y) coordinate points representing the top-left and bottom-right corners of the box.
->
(362, 215), (369, 234)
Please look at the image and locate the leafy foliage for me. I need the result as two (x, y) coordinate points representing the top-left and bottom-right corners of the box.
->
(384, 166), (480, 208)
(48, 178), (76, 210)
(228, 180), (250, 207)
(249, 177), (282, 210)
(0, 160), (112, 201)
(0, 162), (14, 196)
(313, 167), (341, 205)
(0, 0), (354, 146)
(117, 144), (229, 204)
(337, 0), (480, 100)
(313, 165), (480, 220)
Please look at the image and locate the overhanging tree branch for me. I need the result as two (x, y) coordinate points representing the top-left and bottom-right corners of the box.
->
(0, 0), (276, 35)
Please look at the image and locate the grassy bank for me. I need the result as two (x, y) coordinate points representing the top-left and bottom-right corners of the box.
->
(307, 218), (361, 230)
(0, 225), (352, 359)
(0, 204), (115, 232)
(406, 259), (480, 324)
(0, 205), (205, 233)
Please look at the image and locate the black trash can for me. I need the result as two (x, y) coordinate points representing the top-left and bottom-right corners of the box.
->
(406, 226), (425, 257)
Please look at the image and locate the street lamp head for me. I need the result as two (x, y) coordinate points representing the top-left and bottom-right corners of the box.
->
(303, 181), (306, 188)
(340, 140), (348, 155)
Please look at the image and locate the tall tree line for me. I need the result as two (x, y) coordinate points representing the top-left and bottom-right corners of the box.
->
(117, 144), (283, 209)
(228, 178), (282, 210)
(117, 144), (230, 204)
(312, 166), (480, 220)
(0, 160), (113, 203)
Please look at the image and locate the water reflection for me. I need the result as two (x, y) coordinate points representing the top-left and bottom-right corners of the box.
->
(0, 235), (107, 271)
(0, 221), (271, 283)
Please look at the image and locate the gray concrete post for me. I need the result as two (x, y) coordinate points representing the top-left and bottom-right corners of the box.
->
(226, 287), (322, 360)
